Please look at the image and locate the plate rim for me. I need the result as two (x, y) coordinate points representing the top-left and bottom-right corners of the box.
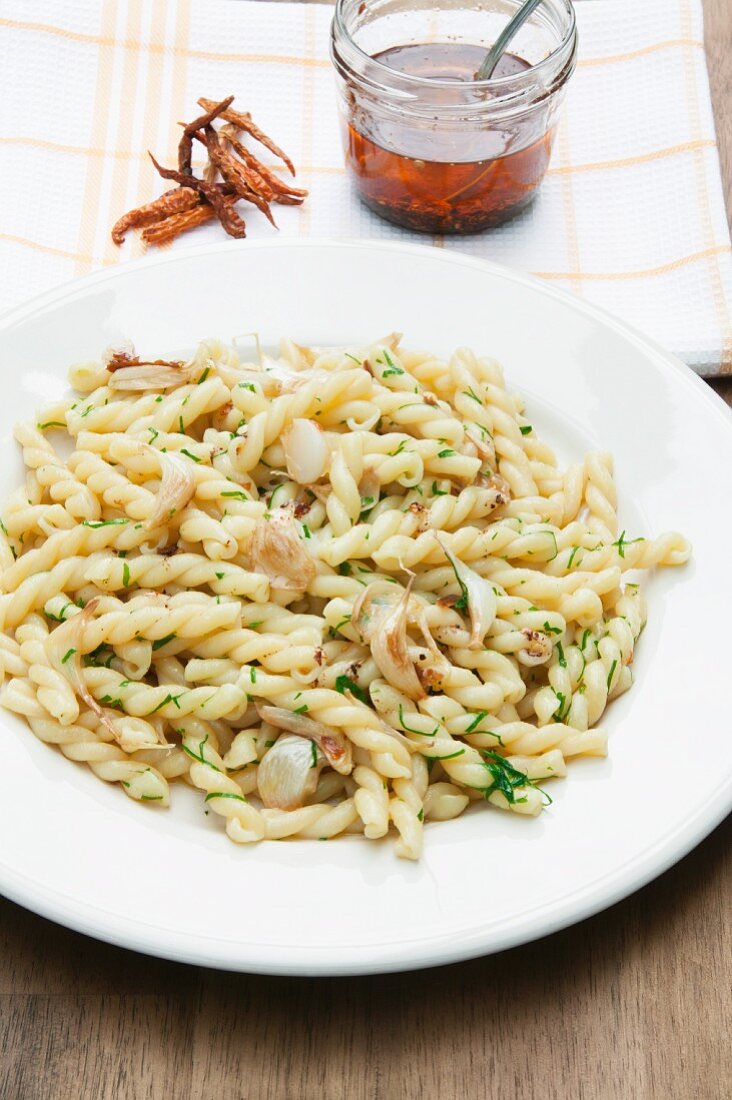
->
(0, 236), (730, 976)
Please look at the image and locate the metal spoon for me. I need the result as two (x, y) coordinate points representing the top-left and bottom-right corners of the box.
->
(475, 0), (545, 81)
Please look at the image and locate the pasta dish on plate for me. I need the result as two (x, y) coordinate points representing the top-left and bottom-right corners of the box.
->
(0, 335), (690, 859)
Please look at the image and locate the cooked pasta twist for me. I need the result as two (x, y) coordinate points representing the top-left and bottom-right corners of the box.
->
(0, 336), (690, 859)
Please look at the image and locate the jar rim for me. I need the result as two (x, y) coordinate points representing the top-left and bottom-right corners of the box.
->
(331, 0), (577, 93)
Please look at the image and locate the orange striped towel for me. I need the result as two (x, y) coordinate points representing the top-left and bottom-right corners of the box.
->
(1, 0), (730, 373)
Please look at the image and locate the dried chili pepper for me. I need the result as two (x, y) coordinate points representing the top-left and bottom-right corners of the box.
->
(217, 123), (275, 200)
(111, 188), (200, 245)
(148, 154), (247, 239)
(112, 94), (304, 247)
(142, 203), (217, 246)
(198, 97), (296, 176)
(178, 94), (234, 174)
(199, 127), (276, 226)
(223, 134), (307, 205)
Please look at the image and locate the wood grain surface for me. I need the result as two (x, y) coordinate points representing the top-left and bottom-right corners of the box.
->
(1, 3), (731, 1098)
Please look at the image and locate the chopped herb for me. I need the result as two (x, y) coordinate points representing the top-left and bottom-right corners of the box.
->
(179, 414), (185, 434)
(61, 647), (76, 664)
(154, 395), (163, 403)
(556, 641), (567, 669)
(99, 694), (123, 709)
(37, 421), (66, 430)
(481, 750), (539, 804)
(248, 620), (263, 629)
(264, 740), (275, 749)
(221, 489), (248, 501)
(335, 675), (369, 705)
(215, 571), (225, 580)
(149, 692), (184, 715)
(520, 425), (533, 436)
(82, 518), (129, 528)
(437, 448), (456, 458)
(180, 448), (201, 463)
(197, 366), (210, 384)
(465, 710), (489, 733)
(330, 616), (351, 637)
(580, 628), (593, 651)
(148, 427), (159, 443)
(152, 633), (176, 651)
(463, 387), (482, 405)
(388, 439), (407, 457)
(122, 562), (131, 588)
(204, 791), (246, 803)
(46, 602), (72, 623)
(566, 545), (582, 570)
(380, 350), (403, 377)
(417, 808), (424, 822)
(141, 794), (164, 801)
(309, 741), (318, 768)
(294, 704), (308, 715)
(606, 659), (618, 691)
(431, 482), (448, 497)
(345, 352), (362, 365)
(302, 524), (311, 539)
(84, 644), (114, 668)
(79, 405), (94, 418)
(269, 484), (287, 508)
(612, 531), (644, 559)
(398, 704), (437, 737)
(543, 621), (562, 635)
(338, 562), (352, 576)
(438, 748), (465, 760)
(182, 733), (220, 770)
(442, 546), (469, 612)
(552, 689), (569, 720)
(249, 667), (257, 684)
(239, 381), (257, 393)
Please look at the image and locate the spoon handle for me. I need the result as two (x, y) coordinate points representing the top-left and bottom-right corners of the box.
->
(475, 0), (545, 81)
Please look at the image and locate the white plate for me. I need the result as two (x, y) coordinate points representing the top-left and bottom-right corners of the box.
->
(0, 239), (729, 976)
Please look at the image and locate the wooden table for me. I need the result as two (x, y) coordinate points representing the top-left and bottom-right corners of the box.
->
(2, 3), (731, 1098)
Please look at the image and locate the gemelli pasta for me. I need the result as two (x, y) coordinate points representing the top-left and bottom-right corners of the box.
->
(0, 335), (690, 859)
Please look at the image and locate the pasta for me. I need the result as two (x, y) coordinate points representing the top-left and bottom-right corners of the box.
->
(0, 335), (691, 859)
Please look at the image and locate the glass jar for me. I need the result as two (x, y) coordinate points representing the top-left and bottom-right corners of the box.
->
(330, 0), (577, 234)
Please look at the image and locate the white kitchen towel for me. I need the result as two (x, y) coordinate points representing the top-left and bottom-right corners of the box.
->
(1, 0), (731, 373)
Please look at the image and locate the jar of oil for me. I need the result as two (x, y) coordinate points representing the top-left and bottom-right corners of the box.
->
(331, 0), (577, 234)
